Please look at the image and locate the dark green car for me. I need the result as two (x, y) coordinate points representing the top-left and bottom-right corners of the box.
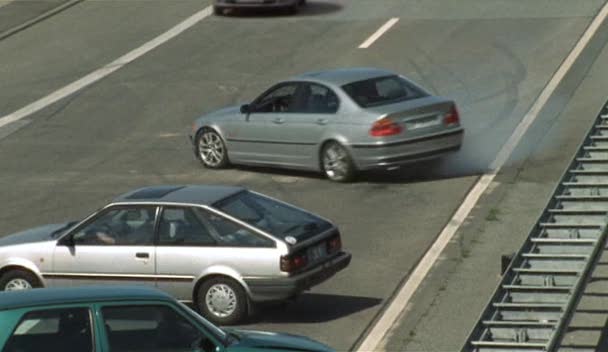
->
(0, 286), (333, 352)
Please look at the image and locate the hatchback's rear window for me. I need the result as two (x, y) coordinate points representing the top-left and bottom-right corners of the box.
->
(342, 75), (427, 108)
(213, 191), (333, 243)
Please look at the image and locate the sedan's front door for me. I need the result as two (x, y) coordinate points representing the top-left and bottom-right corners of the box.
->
(266, 82), (340, 168)
(227, 82), (300, 165)
(49, 205), (158, 288)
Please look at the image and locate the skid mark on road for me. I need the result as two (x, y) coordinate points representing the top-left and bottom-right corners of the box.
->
(356, 2), (608, 351)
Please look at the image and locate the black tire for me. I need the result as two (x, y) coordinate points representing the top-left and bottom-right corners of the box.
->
(195, 128), (230, 169)
(0, 269), (40, 291)
(298, 0), (306, 6)
(197, 277), (247, 325)
(213, 6), (224, 16)
(321, 141), (356, 182)
(287, 4), (298, 14)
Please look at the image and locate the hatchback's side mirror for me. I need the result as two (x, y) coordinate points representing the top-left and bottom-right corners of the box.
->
(58, 235), (75, 247)
(240, 104), (250, 114)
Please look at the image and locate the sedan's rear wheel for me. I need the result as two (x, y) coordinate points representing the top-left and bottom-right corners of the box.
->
(322, 142), (356, 182)
(196, 129), (230, 169)
(0, 270), (40, 291)
(197, 277), (247, 325)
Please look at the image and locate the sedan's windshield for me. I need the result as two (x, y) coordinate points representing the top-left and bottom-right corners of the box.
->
(213, 191), (332, 243)
(342, 75), (428, 108)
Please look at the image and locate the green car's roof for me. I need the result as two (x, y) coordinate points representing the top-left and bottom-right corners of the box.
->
(0, 286), (173, 311)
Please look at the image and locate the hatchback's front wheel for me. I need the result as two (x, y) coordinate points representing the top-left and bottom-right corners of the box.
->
(196, 129), (230, 169)
(322, 142), (356, 182)
(197, 277), (247, 325)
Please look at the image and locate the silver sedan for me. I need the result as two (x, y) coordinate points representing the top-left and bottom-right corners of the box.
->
(190, 67), (464, 182)
(0, 185), (351, 325)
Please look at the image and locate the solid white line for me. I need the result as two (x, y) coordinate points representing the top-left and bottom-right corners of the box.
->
(0, 5), (213, 129)
(358, 18), (399, 49)
(356, 3), (608, 351)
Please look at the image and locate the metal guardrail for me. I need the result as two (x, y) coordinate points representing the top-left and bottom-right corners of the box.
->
(462, 101), (608, 352)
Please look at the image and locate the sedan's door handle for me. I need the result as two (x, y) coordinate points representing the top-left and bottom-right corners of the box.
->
(272, 117), (285, 124)
(316, 118), (328, 125)
(135, 252), (149, 259)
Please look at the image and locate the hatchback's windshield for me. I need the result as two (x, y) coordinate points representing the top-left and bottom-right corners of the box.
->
(213, 191), (332, 243)
(342, 75), (427, 108)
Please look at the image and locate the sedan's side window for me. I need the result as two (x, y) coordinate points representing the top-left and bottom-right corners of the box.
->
(302, 83), (339, 113)
(158, 207), (216, 246)
(71, 206), (157, 246)
(194, 208), (275, 248)
(101, 305), (217, 352)
(3, 307), (93, 352)
(253, 83), (298, 113)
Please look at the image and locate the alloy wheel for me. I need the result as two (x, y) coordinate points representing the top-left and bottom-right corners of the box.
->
(198, 131), (226, 168)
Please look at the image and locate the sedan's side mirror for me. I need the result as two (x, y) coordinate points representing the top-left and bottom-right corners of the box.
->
(240, 104), (250, 114)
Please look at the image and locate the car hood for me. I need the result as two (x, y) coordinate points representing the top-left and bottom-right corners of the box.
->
(226, 329), (333, 352)
(0, 223), (68, 246)
(202, 106), (241, 119)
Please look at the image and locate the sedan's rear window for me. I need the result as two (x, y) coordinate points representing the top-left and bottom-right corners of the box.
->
(342, 75), (427, 108)
(213, 191), (333, 243)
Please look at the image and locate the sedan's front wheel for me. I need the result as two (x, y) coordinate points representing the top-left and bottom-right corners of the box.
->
(0, 269), (40, 291)
(196, 129), (230, 169)
(322, 142), (356, 182)
(198, 277), (247, 325)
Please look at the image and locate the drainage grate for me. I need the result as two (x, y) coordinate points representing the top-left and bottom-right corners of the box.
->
(461, 102), (608, 352)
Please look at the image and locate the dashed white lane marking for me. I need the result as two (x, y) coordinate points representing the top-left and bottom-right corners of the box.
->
(357, 2), (608, 351)
(358, 17), (399, 49)
(0, 5), (213, 129)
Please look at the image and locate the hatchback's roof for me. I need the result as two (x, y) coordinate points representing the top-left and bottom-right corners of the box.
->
(295, 67), (395, 86)
(113, 185), (245, 206)
(0, 286), (173, 311)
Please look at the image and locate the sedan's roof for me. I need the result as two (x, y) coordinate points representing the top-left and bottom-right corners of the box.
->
(0, 286), (173, 311)
(295, 67), (396, 86)
(112, 185), (245, 206)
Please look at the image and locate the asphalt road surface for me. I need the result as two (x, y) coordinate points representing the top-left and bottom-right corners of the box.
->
(1, 1), (607, 350)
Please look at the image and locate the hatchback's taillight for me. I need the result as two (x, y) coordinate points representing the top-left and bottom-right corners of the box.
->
(443, 105), (460, 126)
(370, 117), (403, 137)
(280, 253), (307, 273)
(327, 235), (342, 254)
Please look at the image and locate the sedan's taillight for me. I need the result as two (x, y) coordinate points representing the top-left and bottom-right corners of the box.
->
(370, 117), (403, 137)
(443, 105), (460, 126)
(327, 235), (342, 254)
(280, 253), (307, 273)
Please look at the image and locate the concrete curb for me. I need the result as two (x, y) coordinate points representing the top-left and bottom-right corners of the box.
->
(0, 0), (84, 41)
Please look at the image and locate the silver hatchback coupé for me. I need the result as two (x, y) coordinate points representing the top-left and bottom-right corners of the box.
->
(0, 185), (351, 325)
(190, 67), (464, 182)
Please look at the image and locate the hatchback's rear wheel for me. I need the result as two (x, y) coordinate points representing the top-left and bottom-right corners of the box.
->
(0, 270), (40, 291)
(196, 129), (230, 169)
(322, 142), (356, 182)
(197, 277), (247, 325)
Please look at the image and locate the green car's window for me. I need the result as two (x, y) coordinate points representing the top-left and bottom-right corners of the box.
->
(3, 307), (93, 352)
(71, 206), (157, 246)
(101, 305), (217, 352)
(158, 207), (216, 246)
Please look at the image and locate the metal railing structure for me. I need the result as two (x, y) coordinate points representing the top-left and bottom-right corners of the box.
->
(462, 102), (608, 352)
